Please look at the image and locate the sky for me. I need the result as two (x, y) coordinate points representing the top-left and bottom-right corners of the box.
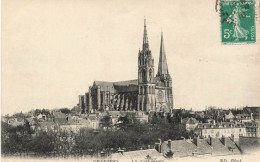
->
(2, 0), (260, 115)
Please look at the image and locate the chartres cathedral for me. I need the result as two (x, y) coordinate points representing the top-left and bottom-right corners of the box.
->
(79, 20), (173, 113)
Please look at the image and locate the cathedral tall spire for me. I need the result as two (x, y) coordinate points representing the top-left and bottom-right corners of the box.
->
(157, 32), (169, 76)
(143, 19), (149, 50)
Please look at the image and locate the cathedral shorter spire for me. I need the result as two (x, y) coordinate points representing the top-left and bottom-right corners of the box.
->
(157, 32), (169, 76)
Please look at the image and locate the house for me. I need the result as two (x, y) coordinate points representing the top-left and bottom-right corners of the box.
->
(58, 117), (90, 133)
(37, 121), (59, 132)
(204, 108), (235, 122)
(195, 111), (205, 118)
(83, 114), (101, 130)
(224, 111), (235, 121)
(235, 113), (253, 123)
(52, 111), (67, 119)
(197, 122), (246, 140)
(243, 107), (260, 120)
(243, 122), (258, 137)
(71, 105), (82, 116)
(181, 117), (198, 131)
(52, 111), (68, 125)
(104, 110), (149, 123)
(36, 113), (48, 120)
(103, 111), (126, 125)
(5, 117), (24, 127)
(131, 111), (149, 123)
(159, 136), (241, 158)
(24, 117), (38, 131)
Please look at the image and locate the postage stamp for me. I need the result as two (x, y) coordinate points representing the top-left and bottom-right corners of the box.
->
(220, 0), (256, 43)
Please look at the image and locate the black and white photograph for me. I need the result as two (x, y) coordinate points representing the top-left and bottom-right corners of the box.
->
(1, 0), (260, 162)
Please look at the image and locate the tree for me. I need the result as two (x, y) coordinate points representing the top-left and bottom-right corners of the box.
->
(117, 114), (141, 131)
(73, 128), (97, 155)
(100, 116), (112, 129)
(30, 131), (56, 154)
(59, 108), (71, 114)
(1, 122), (34, 155)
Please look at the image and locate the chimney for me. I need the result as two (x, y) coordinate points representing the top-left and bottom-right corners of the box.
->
(155, 139), (162, 153)
(209, 136), (212, 146)
(231, 134), (234, 141)
(168, 139), (172, 150)
(193, 137), (198, 146)
(213, 120), (216, 126)
(118, 147), (124, 155)
(221, 136), (226, 147)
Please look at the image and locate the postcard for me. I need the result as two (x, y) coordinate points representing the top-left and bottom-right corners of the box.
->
(1, 0), (260, 162)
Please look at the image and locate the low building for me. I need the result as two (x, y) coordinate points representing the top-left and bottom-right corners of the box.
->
(224, 111), (235, 122)
(243, 107), (260, 121)
(195, 111), (205, 118)
(87, 114), (101, 130)
(5, 117), (24, 127)
(37, 121), (59, 132)
(197, 122), (246, 139)
(36, 113), (48, 120)
(24, 117), (38, 131)
(59, 117), (90, 133)
(102, 111), (125, 125)
(235, 113), (253, 123)
(71, 105), (82, 116)
(244, 122), (258, 137)
(181, 117), (198, 131)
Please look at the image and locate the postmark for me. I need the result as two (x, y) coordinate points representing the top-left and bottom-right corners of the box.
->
(220, 0), (256, 43)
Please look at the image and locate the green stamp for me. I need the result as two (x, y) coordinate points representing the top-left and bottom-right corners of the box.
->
(220, 0), (256, 43)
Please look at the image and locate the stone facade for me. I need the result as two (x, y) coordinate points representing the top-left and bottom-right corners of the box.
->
(197, 122), (247, 139)
(79, 20), (173, 113)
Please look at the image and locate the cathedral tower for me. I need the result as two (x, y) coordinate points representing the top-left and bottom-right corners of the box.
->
(137, 19), (156, 111)
(156, 32), (173, 110)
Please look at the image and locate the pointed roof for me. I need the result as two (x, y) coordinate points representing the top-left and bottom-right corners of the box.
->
(157, 32), (169, 76)
(143, 19), (149, 50)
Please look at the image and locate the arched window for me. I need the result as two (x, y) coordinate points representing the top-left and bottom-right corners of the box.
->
(139, 70), (142, 82)
(140, 87), (143, 95)
(149, 69), (152, 81)
(142, 70), (146, 82)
